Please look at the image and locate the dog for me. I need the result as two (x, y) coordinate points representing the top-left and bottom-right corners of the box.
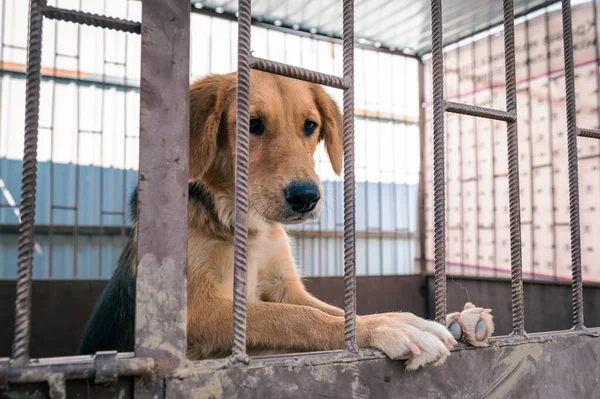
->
(80, 70), (493, 370)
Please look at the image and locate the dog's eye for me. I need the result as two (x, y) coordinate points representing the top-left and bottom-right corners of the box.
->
(303, 120), (318, 137)
(249, 118), (265, 136)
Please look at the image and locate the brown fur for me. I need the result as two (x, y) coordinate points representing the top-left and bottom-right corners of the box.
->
(178, 71), (458, 369)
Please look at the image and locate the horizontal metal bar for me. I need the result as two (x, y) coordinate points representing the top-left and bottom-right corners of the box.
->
(445, 101), (517, 122)
(578, 127), (600, 140)
(3, 354), (153, 384)
(250, 56), (348, 89)
(43, 6), (141, 34)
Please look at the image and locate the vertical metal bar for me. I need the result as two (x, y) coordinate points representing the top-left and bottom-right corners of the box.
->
(503, 0), (525, 335)
(342, 0), (357, 351)
(135, 0), (190, 391)
(430, 0), (447, 323)
(231, 0), (251, 362)
(560, 0), (584, 329)
(12, 0), (45, 363)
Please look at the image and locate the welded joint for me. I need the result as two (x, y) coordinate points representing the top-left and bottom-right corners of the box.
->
(507, 330), (529, 340)
(571, 324), (600, 337)
(94, 351), (118, 384)
(0, 358), (8, 391)
(227, 353), (252, 367)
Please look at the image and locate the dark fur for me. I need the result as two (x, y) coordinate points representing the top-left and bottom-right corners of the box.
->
(79, 184), (212, 355)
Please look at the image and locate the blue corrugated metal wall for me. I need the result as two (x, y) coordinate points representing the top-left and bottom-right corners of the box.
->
(0, 158), (417, 278)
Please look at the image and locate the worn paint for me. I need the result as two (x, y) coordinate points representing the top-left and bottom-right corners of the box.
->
(164, 331), (600, 398)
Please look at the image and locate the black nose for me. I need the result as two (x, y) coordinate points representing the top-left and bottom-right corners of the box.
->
(284, 181), (321, 214)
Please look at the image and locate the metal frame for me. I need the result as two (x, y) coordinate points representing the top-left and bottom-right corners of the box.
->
(2, 0), (600, 397)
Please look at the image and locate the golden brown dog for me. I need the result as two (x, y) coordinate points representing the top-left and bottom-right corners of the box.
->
(81, 70), (493, 370)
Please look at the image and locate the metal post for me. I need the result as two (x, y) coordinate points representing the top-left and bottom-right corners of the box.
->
(503, 0), (525, 336)
(430, 0), (447, 324)
(560, 0), (584, 329)
(342, 0), (357, 351)
(135, 0), (190, 395)
(231, 0), (252, 363)
(12, 0), (46, 364)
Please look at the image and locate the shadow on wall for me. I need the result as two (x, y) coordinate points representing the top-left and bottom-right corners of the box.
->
(0, 275), (598, 358)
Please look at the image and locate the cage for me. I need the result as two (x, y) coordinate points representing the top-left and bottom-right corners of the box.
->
(1, 0), (599, 397)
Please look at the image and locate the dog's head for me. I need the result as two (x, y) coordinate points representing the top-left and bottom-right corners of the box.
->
(189, 70), (343, 227)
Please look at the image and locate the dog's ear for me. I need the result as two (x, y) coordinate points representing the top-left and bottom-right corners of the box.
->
(189, 74), (233, 181)
(311, 85), (343, 176)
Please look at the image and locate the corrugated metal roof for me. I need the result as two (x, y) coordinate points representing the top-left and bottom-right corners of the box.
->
(193, 0), (557, 55)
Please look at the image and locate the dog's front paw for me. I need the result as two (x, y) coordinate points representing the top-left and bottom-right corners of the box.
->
(446, 302), (494, 347)
(358, 313), (457, 371)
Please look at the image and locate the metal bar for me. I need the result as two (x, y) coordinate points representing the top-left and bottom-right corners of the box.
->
(342, 0), (357, 352)
(503, 0), (525, 335)
(12, 0), (45, 363)
(231, 0), (252, 363)
(250, 56), (347, 89)
(561, 0), (584, 329)
(4, 355), (153, 384)
(135, 0), (190, 395)
(430, 0), (446, 324)
(578, 128), (600, 140)
(444, 101), (517, 122)
(43, 6), (141, 34)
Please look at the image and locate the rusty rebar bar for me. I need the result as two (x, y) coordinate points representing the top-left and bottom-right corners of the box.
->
(12, 0), (45, 363)
(342, 0), (357, 352)
(503, 0), (525, 335)
(231, 0), (252, 363)
(444, 101), (516, 122)
(561, 0), (584, 329)
(430, 0), (447, 324)
(43, 6), (141, 34)
(578, 128), (600, 140)
(251, 57), (347, 89)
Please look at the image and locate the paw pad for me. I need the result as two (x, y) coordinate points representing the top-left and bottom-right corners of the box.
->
(446, 302), (495, 347)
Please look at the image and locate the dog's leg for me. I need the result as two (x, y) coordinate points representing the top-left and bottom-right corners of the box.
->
(446, 302), (495, 347)
(187, 299), (456, 370)
(263, 274), (345, 317)
(258, 239), (344, 317)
